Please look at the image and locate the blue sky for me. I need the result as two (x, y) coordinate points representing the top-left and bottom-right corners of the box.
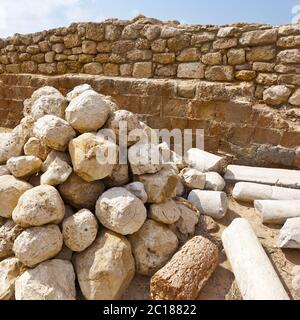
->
(0, 0), (299, 38)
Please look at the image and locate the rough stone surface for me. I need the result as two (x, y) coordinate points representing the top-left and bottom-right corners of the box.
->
(0, 133), (25, 165)
(150, 236), (219, 300)
(278, 217), (300, 249)
(103, 164), (130, 187)
(149, 200), (181, 225)
(129, 219), (178, 276)
(179, 167), (206, 189)
(12, 185), (65, 228)
(7, 156), (42, 178)
(136, 164), (179, 203)
(0, 165), (9, 176)
(15, 259), (76, 300)
(289, 88), (300, 106)
(204, 172), (226, 191)
(40, 157), (72, 186)
(62, 209), (98, 252)
(41, 150), (71, 172)
(69, 132), (116, 182)
(59, 172), (105, 210)
(263, 85), (292, 106)
(74, 229), (135, 300)
(13, 225), (63, 267)
(66, 90), (111, 133)
(33, 115), (76, 151)
(0, 175), (32, 219)
(0, 220), (23, 260)
(0, 257), (25, 300)
(96, 187), (147, 235)
(24, 137), (49, 161)
(124, 182), (148, 203)
(66, 84), (92, 101)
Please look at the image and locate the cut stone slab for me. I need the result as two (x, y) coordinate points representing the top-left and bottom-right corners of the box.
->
(254, 200), (300, 224)
(59, 172), (105, 210)
(65, 90), (111, 133)
(225, 165), (300, 189)
(129, 219), (178, 276)
(0, 257), (26, 300)
(188, 190), (228, 219)
(278, 217), (300, 249)
(0, 175), (32, 219)
(7, 156), (42, 178)
(95, 187), (147, 235)
(74, 230), (135, 300)
(150, 235), (218, 300)
(13, 225), (63, 267)
(222, 218), (290, 300)
(33, 115), (76, 151)
(12, 185), (65, 228)
(233, 182), (300, 203)
(186, 149), (226, 173)
(62, 209), (98, 252)
(149, 200), (181, 224)
(15, 259), (76, 300)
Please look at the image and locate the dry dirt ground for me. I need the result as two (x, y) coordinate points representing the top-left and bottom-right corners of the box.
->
(121, 184), (300, 300)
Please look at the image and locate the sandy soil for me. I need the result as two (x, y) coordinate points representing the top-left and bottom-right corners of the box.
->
(121, 185), (300, 300)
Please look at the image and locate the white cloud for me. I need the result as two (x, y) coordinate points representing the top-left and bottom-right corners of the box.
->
(0, 0), (99, 38)
(131, 9), (141, 18)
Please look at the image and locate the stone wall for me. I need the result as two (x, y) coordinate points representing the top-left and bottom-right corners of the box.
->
(0, 73), (299, 168)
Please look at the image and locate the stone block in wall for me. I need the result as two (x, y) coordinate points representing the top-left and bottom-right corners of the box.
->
(277, 49), (300, 64)
(213, 38), (237, 50)
(151, 39), (167, 52)
(94, 53), (110, 63)
(229, 125), (255, 146)
(65, 61), (82, 73)
(279, 25), (300, 36)
(246, 46), (276, 62)
(97, 41), (112, 53)
(85, 23), (105, 41)
(19, 53), (30, 62)
(136, 38), (151, 50)
(49, 35), (63, 43)
(289, 88), (300, 106)
(38, 63), (57, 75)
(235, 70), (256, 81)
(275, 64), (300, 74)
(132, 62), (153, 78)
(21, 61), (37, 73)
(239, 29), (278, 46)
(155, 65), (177, 77)
(227, 48), (245, 65)
(141, 25), (161, 41)
(162, 97), (189, 118)
(205, 66), (234, 81)
(82, 62), (103, 75)
(253, 62), (275, 72)
(6, 64), (20, 73)
(52, 43), (65, 54)
(186, 100), (216, 120)
(82, 41), (97, 54)
(177, 82), (196, 99)
(72, 47), (82, 54)
(217, 27), (240, 38)
(176, 48), (200, 62)
(177, 63), (205, 79)
(167, 35), (191, 52)
(109, 53), (126, 64)
(78, 54), (94, 63)
(281, 131), (300, 148)
(7, 52), (19, 64)
(215, 101), (253, 124)
(256, 73), (278, 85)
(64, 34), (81, 49)
(45, 52), (56, 63)
(263, 85), (292, 106)
(256, 145), (295, 167)
(120, 64), (133, 76)
(277, 35), (300, 48)
(31, 54), (45, 64)
(0, 55), (9, 64)
(26, 45), (40, 54)
(103, 63), (119, 76)
(127, 49), (152, 61)
(279, 74), (300, 86)
(191, 32), (215, 46)
(253, 127), (282, 145)
(55, 54), (68, 62)
(122, 24), (141, 40)
(39, 41), (50, 53)
(160, 26), (184, 38)
(201, 52), (222, 65)
(153, 53), (175, 64)
(105, 25), (123, 41)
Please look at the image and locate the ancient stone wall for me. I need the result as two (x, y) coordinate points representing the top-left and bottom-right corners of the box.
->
(0, 73), (299, 168)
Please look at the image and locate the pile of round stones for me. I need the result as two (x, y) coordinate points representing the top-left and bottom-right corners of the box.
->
(0, 84), (228, 300)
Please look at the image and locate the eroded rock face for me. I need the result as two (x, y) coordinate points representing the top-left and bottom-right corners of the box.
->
(66, 84), (92, 101)
(13, 225), (63, 267)
(149, 200), (181, 224)
(0, 221), (23, 260)
(59, 172), (105, 210)
(74, 230), (135, 300)
(41, 150), (71, 172)
(0, 133), (25, 165)
(0, 257), (26, 300)
(7, 156), (42, 178)
(66, 90), (111, 133)
(62, 209), (98, 252)
(129, 219), (178, 276)
(15, 259), (76, 300)
(136, 164), (179, 203)
(40, 158), (72, 186)
(12, 185), (65, 228)
(69, 132), (116, 182)
(0, 175), (32, 219)
(96, 187), (147, 235)
(33, 115), (76, 151)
